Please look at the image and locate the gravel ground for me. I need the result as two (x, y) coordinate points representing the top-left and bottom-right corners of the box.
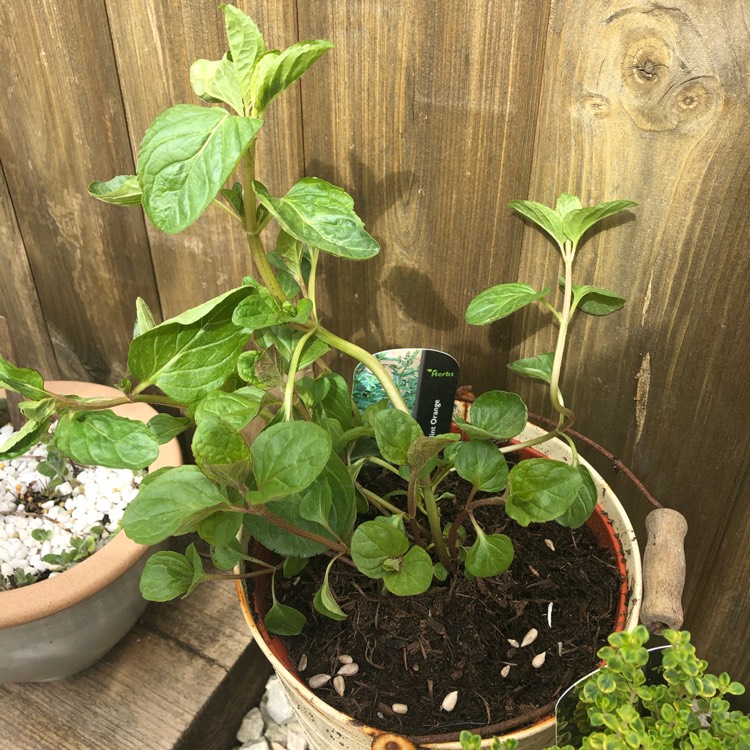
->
(231, 674), (309, 750)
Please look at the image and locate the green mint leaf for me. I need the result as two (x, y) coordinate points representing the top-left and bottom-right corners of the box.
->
(465, 283), (549, 326)
(283, 556), (309, 578)
(88, 174), (143, 206)
(232, 287), (291, 330)
(197, 510), (243, 547)
(508, 199), (566, 246)
(298, 477), (333, 529)
(372, 409), (422, 465)
(561, 200), (637, 245)
(139, 549), (197, 601)
(253, 178), (379, 260)
(147, 413), (191, 444)
(190, 54), (245, 114)
(313, 557), (347, 621)
(193, 387), (263, 430)
(407, 434), (460, 479)
(54, 411), (160, 470)
(555, 193), (582, 217)
(383, 545), (433, 596)
(351, 519), (409, 579)
(456, 390), (527, 441)
(192, 416), (252, 487)
(264, 600), (306, 636)
(465, 529), (514, 577)
(556, 465), (598, 528)
(184, 542), (205, 595)
(244, 495), (329, 558)
(123, 465), (229, 544)
(452, 440), (509, 492)
(221, 4), (266, 104)
(18, 398), (56, 422)
(311, 373), (353, 432)
(507, 352), (554, 384)
(571, 284), (626, 316)
(236, 349), (283, 389)
(133, 297), (158, 338)
(251, 40), (333, 113)
(0, 356), (48, 401)
(505, 458), (583, 526)
(137, 104), (262, 233)
(128, 287), (253, 403)
(211, 537), (245, 570)
(256, 326), (330, 371)
(220, 183), (244, 217)
(250, 421), (331, 502)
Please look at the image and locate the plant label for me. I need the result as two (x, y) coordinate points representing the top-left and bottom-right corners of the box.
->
(352, 348), (460, 436)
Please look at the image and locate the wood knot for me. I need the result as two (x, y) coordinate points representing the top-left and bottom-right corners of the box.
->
(578, 94), (611, 118)
(620, 36), (723, 132)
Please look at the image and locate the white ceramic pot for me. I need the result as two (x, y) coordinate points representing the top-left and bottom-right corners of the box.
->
(0, 381), (183, 682)
(237, 423), (642, 750)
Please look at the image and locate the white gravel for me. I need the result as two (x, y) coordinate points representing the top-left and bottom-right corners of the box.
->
(232, 675), (309, 750)
(0, 422), (142, 591)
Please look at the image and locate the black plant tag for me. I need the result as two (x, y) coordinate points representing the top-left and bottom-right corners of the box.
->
(352, 348), (460, 436)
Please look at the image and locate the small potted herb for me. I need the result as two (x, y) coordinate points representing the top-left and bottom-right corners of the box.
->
(460, 626), (750, 750)
(0, 5), (646, 746)
(0, 380), (182, 683)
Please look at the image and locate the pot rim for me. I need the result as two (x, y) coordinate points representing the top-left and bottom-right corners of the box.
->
(236, 423), (642, 747)
(0, 380), (183, 627)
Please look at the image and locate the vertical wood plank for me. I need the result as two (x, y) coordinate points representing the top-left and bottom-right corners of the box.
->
(511, 0), (750, 704)
(0, 0), (160, 383)
(104, 0), (303, 318)
(0, 165), (59, 377)
(297, 0), (551, 390)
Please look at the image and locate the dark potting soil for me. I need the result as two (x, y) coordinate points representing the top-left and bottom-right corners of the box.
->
(270, 471), (624, 740)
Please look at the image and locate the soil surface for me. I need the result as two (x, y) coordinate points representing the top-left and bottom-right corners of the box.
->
(265, 471), (624, 740)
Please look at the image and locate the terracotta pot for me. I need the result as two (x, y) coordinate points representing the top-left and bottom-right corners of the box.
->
(236, 423), (642, 750)
(0, 381), (183, 683)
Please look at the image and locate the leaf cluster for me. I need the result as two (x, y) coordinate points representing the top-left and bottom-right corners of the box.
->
(460, 628), (749, 749)
(1, 7), (637, 641)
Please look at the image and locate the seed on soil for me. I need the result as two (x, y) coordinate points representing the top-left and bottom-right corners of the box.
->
(337, 663), (359, 677)
(521, 628), (538, 647)
(308, 674), (331, 689)
(500, 665), (511, 678)
(507, 638), (520, 648)
(297, 653), (308, 672)
(558, 641), (564, 656)
(532, 652), (547, 669)
(544, 538), (556, 551)
(441, 691), (458, 712)
(339, 654), (353, 664)
(547, 602), (554, 628)
(333, 675), (346, 696)
(392, 703), (408, 714)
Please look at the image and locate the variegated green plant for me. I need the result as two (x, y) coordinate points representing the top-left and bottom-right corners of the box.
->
(1, 6), (637, 637)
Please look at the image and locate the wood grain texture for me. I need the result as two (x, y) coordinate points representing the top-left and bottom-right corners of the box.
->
(0, 168), (59, 377)
(105, 0), (303, 319)
(0, 577), (270, 750)
(0, 0), (159, 383)
(510, 0), (750, 706)
(298, 0), (551, 390)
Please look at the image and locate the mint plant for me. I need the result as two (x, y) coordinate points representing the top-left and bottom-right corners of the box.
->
(0, 6), (637, 639)
(460, 628), (749, 749)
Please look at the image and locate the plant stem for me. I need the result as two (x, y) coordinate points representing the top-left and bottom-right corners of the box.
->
(314, 325), (410, 413)
(211, 197), (244, 224)
(283, 325), (318, 421)
(355, 481), (409, 518)
(420, 477), (451, 569)
(240, 504), (347, 554)
(548, 242), (577, 430)
(243, 143), (287, 301)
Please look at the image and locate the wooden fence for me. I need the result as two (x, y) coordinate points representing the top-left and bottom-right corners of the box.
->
(1, 0), (748, 706)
